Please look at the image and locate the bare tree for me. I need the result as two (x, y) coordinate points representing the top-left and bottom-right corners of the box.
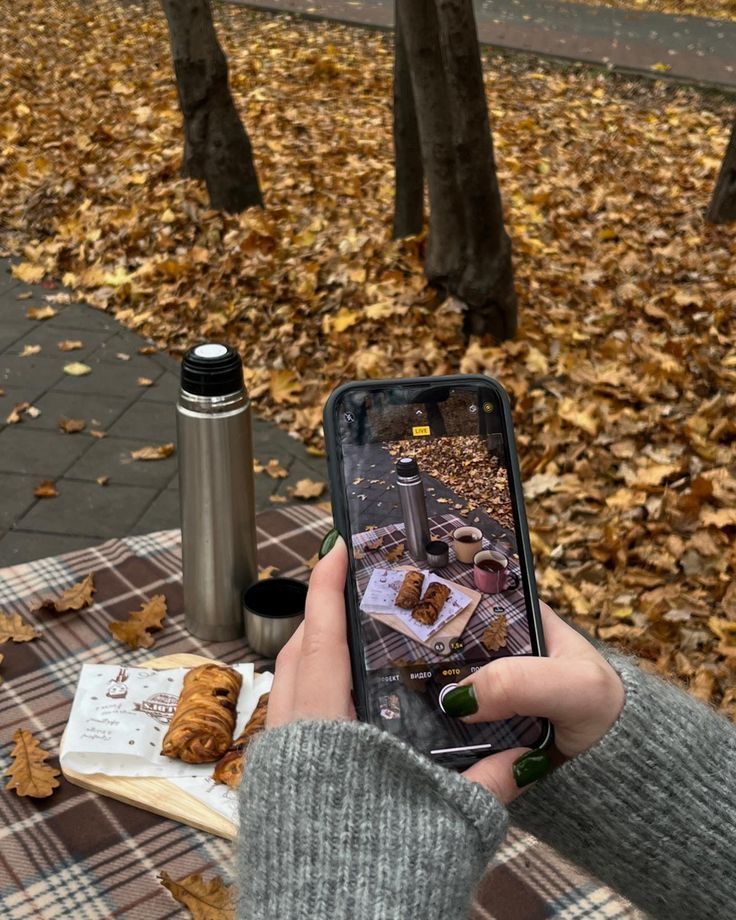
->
(160, 0), (262, 213)
(706, 120), (736, 224)
(392, 12), (423, 239)
(394, 0), (516, 340)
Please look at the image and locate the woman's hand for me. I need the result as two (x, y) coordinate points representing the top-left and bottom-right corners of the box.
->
(266, 531), (625, 808)
(266, 533), (355, 727)
(457, 602), (625, 803)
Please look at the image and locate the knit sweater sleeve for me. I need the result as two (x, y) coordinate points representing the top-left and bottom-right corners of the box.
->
(510, 653), (736, 919)
(236, 719), (508, 920)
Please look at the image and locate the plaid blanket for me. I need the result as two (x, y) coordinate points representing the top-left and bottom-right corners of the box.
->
(0, 504), (641, 918)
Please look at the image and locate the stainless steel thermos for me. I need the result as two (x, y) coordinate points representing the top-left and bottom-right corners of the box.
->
(395, 457), (430, 562)
(176, 343), (257, 640)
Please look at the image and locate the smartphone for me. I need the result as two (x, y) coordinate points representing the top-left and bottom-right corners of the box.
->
(323, 374), (551, 770)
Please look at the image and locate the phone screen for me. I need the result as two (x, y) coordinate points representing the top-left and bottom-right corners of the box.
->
(331, 380), (548, 767)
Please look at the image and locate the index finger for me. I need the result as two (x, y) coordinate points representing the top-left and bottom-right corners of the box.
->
(293, 535), (352, 720)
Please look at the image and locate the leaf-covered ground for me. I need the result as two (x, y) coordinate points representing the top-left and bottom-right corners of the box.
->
(570, 0), (735, 22)
(1, 1), (735, 713)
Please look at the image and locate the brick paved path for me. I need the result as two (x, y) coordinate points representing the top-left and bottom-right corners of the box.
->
(238, 0), (736, 91)
(0, 259), (326, 566)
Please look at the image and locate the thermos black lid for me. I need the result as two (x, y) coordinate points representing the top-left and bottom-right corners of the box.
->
(396, 457), (419, 477)
(181, 343), (244, 397)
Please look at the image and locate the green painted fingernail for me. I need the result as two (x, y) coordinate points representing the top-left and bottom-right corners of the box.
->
(318, 528), (339, 559)
(441, 684), (478, 718)
(512, 749), (551, 788)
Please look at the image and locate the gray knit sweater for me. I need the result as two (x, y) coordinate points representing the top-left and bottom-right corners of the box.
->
(237, 654), (735, 919)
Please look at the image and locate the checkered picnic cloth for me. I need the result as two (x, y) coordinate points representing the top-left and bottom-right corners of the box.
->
(354, 512), (530, 668)
(0, 504), (641, 919)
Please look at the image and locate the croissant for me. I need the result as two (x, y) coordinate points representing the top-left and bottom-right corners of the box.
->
(395, 570), (424, 609)
(411, 582), (450, 626)
(161, 664), (242, 764)
(213, 692), (270, 788)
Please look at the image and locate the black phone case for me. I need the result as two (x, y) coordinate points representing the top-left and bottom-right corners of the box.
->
(323, 374), (552, 768)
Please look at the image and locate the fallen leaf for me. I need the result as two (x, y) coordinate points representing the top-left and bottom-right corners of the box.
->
(13, 263), (45, 283)
(137, 376), (154, 387)
(269, 369), (301, 404)
(701, 508), (736, 529)
(130, 443), (175, 461)
(481, 614), (508, 651)
(385, 543), (404, 563)
(4, 729), (60, 798)
(6, 402), (29, 424)
(158, 871), (234, 920)
(365, 535), (384, 551)
(26, 305), (57, 321)
(26, 406), (41, 418)
(290, 478), (326, 500)
(19, 344), (41, 357)
(650, 62), (672, 72)
(96, 475), (109, 486)
(58, 417), (86, 433)
(264, 458), (288, 479)
(90, 429), (107, 439)
(258, 565), (279, 580)
(634, 463), (681, 488)
(108, 594), (167, 649)
(558, 398), (598, 437)
(58, 339), (83, 351)
(269, 494), (287, 503)
(16, 291), (32, 300)
(116, 352), (131, 361)
(63, 362), (91, 376)
(138, 345), (158, 355)
(0, 611), (41, 643)
(34, 480), (59, 498)
(35, 573), (95, 613)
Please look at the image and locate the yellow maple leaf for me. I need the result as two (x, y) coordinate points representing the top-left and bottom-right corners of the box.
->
(12, 262), (45, 283)
(269, 369), (301, 403)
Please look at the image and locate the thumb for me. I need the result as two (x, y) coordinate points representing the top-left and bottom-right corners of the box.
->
(463, 748), (529, 805)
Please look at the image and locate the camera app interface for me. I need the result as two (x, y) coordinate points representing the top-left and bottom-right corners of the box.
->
(336, 384), (545, 760)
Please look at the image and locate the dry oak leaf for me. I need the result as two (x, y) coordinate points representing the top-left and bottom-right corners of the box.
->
(26, 305), (57, 321)
(58, 339), (83, 351)
(0, 611), (41, 643)
(58, 417), (86, 434)
(137, 376), (154, 387)
(34, 480), (59, 498)
(4, 729), (60, 799)
(63, 362), (91, 377)
(90, 429), (107, 439)
(19, 344), (41, 357)
(365, 535), (384, 551)
(96, 475), (109, 487)
(36, 573), (95, 613)
(290, 478), (326, 500)
(269, 494), (287, 504)
(385, 542), (405, 564)
(6, 402), (29, 424)
(26, 406), (41, 419)
(108, 595), (167, 649)
(130, 443), (175, 461)
(481, 614), (508, 652)
(158, 870), (234, 920)
(558, 398), (599, 437)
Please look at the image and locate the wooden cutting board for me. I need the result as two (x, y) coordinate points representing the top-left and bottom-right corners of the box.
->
(61, 653), (237, 840)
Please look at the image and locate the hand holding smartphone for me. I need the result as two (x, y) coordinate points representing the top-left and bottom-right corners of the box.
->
(324, 375), (551, 770)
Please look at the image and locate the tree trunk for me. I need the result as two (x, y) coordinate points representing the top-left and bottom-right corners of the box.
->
(160, 0), (262, 213)
(397, 0), (516, 340)
(392, 10), (424, 239)
(706, 121), (736, 224)
(435, 0), (517, 338)
(397, 0), (464, 288)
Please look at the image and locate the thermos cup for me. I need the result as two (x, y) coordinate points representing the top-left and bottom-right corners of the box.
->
(395, 457), (430, 562)
(177, 343), (257, 640)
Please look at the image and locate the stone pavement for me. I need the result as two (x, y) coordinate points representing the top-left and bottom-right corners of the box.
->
(238, 0), (736, 91)
(0, 259), (326, 567)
